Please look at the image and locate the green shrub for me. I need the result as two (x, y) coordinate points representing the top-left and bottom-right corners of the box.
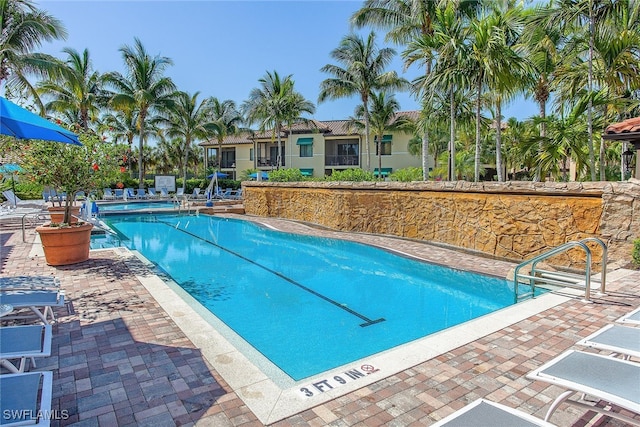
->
(633, 239), (640, 267)
(326, 168), (376, 181)
(269, 168), (306, 182)
(390, 167), (423, 182)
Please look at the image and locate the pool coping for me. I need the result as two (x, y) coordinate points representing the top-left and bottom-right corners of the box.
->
(70, 215), (577, 425)
(130, 252), (570, 425)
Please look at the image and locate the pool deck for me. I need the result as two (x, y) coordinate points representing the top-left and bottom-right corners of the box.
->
(1, 214), (640, 426)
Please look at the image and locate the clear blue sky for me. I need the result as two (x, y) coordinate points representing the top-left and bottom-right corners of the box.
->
(38, 1), (538, 122)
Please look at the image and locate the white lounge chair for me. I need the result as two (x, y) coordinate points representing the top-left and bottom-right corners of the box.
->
(0, 325), (52, 373)
(114, 188), (124, 199)
(0, 289), (65, 325)
(160, 188), (170, 198)
(103, 188), (115, 200)
(431, 399), (555, 427)
(190, 188), (202, 199)
(0, 371), (53, 426)
(2, 190), (44, 209)
(576, 324), (640, 359)
(618, 306), (640, 325)
(527, 350), (640, 426)
(147, 188), (159, 198)
(138, 188), (149, 199)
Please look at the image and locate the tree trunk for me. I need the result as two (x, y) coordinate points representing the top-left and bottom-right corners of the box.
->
(450, 87), (456, 181)
(364, 108), (371, 171)
(474, 76), (482, 182)
(496, 100), (503, 182)
(421, 131), (429, 181)
(535, 99), (546, 182)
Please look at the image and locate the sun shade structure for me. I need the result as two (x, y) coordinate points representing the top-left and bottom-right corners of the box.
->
(0, 97), (81, 145)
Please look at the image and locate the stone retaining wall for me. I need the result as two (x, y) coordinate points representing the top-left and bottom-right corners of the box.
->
(242, 180), (640, 267)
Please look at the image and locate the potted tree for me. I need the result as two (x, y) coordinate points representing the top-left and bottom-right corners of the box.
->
(17, 130), (122, 265)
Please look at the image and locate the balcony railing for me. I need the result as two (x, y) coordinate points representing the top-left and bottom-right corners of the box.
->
(257, 157), (285, 167)
(325, 155), (359, 166)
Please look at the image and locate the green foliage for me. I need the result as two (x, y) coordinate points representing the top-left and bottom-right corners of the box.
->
(326, 168), (376, 181)
(390, 167), (423, 182)
(632, 239), (640, 268)
(269, 168), (306, 182)
(17, 131), (123, 223)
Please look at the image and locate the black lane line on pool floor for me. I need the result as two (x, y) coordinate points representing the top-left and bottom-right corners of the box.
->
(159, 220), (385, 328)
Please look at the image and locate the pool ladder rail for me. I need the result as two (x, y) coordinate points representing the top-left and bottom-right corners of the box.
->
(514, 237), (607, 303)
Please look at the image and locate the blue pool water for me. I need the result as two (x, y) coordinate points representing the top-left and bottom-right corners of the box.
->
(99, 213), (533, 380)
(97, 201), (177, 212)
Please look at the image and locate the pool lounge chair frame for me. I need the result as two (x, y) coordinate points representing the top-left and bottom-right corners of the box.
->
(431, 398), (555, 427)
(527, 350), (640, 426)
(618, 306), (640, 325)
(0, 371), (53, 426)
(0, 324), (52, 373)
(576, 323), (640, 359)
(0, 289), (65, 325)
(0, 276), (60, 291)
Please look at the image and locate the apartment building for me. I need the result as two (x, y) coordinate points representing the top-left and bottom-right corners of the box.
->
(200, 111), (425, 179)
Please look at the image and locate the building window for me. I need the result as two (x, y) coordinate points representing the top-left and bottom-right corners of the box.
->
(374, 135), (392, 156)
(300, 144), (313, 157)
(250, 148), (254, 161)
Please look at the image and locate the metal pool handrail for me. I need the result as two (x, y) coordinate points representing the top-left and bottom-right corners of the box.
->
(514, 237), (607, 302)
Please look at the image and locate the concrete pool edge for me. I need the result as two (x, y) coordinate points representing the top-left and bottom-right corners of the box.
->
(119, 248), (571, 425)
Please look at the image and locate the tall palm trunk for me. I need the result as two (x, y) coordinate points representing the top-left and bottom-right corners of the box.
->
(422, 132), (430, 180)
(535, 99), (546, 181)
(588, 0), (597, 181)
(449, 87), (456, 181)
(182, 137), (191, 187)
(377, 133), (383, 180)
(496, 100), (503, 182)
(276, 123), (283, 169)
(363, 107), (372, 170)
(474, 74), (483, 182)
(138, 110), (147, 188)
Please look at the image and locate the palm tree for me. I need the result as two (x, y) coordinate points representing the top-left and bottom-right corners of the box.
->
(531, 0), (629, 181)
(243, 70), (315, 169)
(105, 38), (176, 188)
(319, 32), (407, 171)
(352, 0), (481, 180)
(102, 108), (138, 174)
(162, 91), (212, 186)
(204, 98), (242, 171)
(348, 92), (414, 178)
(36, 48), (106, 131)
(0, 0), (67, 104)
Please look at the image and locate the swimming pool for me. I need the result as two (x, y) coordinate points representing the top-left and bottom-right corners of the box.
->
(97, 200), (178, 212)
(100, 213), (538, 381)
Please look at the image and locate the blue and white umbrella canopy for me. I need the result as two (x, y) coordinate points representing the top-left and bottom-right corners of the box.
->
(207, 171), (229, 179)
(249, 171), (269, 180)
(0, 97), (81, 145)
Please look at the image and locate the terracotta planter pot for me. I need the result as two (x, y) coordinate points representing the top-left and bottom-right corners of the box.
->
(48, 206), (81, 224)
(36, 222), (93, 266)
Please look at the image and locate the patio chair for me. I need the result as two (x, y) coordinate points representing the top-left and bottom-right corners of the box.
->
(431, 399), (555, 427)
(526, 350), (640, 426)
(160, 188), (170, 198)
(136, 188), (149, 199)
(0, 276), (60, 290)
(114, 188), (124, 199)
(576, 323), (640, 359)
(2, 190), (44, 209)
(0, 324), (52, 373)
(190, 188), (202, 199)
(0, 289), (65, 325)
(102, 188), (115, 200)
(618, 306), (640, 325)
(147, 188), (159, 198)
(124, 188), (137, 200)
(0, 371), (53, 426)
(176, 187), (185, 198)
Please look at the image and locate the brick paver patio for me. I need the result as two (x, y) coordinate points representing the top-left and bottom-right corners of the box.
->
(1, 216), (639, 426)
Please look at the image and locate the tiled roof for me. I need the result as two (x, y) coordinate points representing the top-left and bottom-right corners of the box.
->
(603, 117), (640, 138)
(200, 110), (420, 146)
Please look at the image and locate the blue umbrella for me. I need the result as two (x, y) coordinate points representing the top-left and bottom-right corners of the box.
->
(249, 171), (269, 180)
(207, 171), (229, 179)
(0, 97), (81, 145)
